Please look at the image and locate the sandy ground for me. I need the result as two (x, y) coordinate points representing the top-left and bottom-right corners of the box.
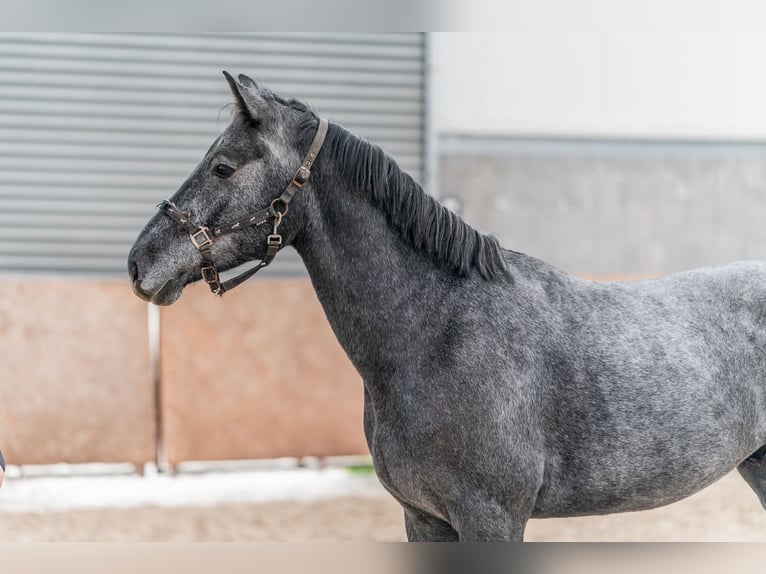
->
(1, 471), (766, 541)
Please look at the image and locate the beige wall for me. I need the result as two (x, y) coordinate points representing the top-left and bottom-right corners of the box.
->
(0, 278), (369, 466)
(159, 279), (368, 464)
(0, 281), (155, 465)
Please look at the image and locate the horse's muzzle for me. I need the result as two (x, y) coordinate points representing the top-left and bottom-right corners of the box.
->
(128, 259), (152, 302)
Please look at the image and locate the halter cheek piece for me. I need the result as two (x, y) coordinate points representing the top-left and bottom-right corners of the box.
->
(158, 117), (328, 296)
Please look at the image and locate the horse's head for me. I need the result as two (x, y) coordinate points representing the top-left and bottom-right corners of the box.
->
(128, 72), (320, 305)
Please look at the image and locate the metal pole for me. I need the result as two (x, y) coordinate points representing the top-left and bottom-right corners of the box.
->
(147, 302), (168, 473)
(423, 32), (440, 199)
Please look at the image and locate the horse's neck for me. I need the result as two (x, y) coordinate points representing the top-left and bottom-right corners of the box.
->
(293, 179), (451, 381)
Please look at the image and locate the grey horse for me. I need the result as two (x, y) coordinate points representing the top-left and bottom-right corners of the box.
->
(128, 73), (766, 541)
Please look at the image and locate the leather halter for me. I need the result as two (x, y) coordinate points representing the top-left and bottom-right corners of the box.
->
(158, 117), (328, 296)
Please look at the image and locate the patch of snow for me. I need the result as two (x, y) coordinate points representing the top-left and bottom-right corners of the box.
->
(0, 467), (386, 514)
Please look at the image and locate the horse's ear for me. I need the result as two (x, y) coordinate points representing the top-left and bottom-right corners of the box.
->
(237, 74), (258, 90)
(222, 70), (266, 121)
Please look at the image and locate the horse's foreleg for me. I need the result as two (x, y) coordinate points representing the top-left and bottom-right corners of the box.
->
(449, 497), (535, 542)
(404, 501), (533, 541)
(738, 445), (766, 509)
(404, 508), (459, 542)
(453, 513), (529, 541)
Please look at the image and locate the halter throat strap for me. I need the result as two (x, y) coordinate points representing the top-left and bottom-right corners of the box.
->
(159, 116), (328, 296)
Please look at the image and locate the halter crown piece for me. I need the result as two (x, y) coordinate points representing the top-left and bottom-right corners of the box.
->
(159, 117), (329, 296)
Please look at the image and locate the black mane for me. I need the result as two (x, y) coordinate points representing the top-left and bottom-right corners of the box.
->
(293, 111), (509, 280)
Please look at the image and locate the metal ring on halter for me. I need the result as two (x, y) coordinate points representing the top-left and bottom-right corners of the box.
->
(270, 198), (289, 217)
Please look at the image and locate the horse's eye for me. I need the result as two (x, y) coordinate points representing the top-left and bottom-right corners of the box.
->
(214, 164), (235, 178)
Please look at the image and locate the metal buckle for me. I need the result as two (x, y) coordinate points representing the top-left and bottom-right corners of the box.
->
(291, 166), (310, 188)
(190, 227), (213, 249)
(267, 234), (283, 246)
(201, 266), (219, 284)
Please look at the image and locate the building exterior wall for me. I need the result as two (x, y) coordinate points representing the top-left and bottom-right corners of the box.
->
(432, 23), (766, 139)
(0, 33), (426, 276)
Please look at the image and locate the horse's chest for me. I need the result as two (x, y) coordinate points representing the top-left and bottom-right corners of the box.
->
(369, 428), (432, 512)
(365, 415), (452, 521)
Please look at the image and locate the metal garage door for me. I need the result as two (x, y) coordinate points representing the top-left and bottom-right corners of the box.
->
(0, 33), (427, 276)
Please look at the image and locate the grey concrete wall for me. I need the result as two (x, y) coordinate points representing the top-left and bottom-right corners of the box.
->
(439, 137), (766, 277)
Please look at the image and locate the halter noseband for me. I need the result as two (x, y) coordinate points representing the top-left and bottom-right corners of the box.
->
(158, 117), (328, 296)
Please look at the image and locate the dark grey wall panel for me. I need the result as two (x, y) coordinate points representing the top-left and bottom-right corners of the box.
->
(441, 136), (766, 276)
(0, 33), (426, 276)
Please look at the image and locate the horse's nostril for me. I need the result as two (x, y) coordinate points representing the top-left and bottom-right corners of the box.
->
(128, 259), (138, 282)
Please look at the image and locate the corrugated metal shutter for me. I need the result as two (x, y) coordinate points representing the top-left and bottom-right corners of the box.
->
(0, 33), (426, 276)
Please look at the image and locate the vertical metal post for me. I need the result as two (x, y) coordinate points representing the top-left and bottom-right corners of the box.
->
(423, 32), (440, 199)
(147, 302), (168, 472)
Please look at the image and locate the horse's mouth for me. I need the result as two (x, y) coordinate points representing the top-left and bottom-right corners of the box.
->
(132, 277), (184, 306)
